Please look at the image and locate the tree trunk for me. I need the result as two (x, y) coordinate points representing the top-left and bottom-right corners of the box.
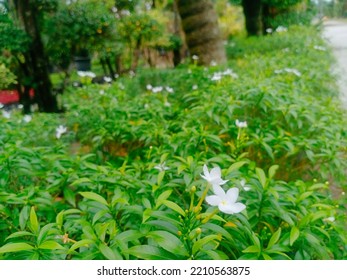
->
(242, 0), (263, 36)
(176, 0), (226, 66)
(12, 0), (59, 113)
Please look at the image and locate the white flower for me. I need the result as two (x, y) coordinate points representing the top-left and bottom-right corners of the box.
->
(314, 45), (326, 51)
(284, 68), (301, 77)
(77, 71), (96, 78)
(240, 179), (251, 191)
(154, 162), (170, 171)
(164, 101), (171, 107)
(222, 68), (239, 79)
(192, 55), (199, 60)
(201, 164), (228, 188)
(146, 84), (153, 91)
(206, 186), (246, 214)
(323, 216), (335, 223)
(99, 90), (105, 95)
(152, 86), (163, 93)
(211, 72), (222, 81)
(266, 28), (273, 34)
(165, 86), (174, 93)
(275, 68), (301, 77)
(2, 110), (11, 119)
(276, 26), (288, 33)
(23, 115), (32, 123)
(192, 84), (198, 90)
(56, 125), (67, 139)
(236, 119), (247, 128)
(103, 76), (112, 83)
(0, 103), (4, 109)
(210, 60), (217, 66)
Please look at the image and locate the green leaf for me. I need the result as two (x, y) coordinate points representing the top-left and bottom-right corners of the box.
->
(227, 161), (248, 174)
(256, 167), (267, 188)
(0, 243), (34, 254)
(63, 187), (76, 207)
(5, 231), (34, 240)
(192, 235), (220, 255)
(125, 245), (176, 260)
(56, 211), (64, 229)
(155, 190), (172, 209)
(29, 206), (39, 235)
(19, 205), (30, 230)
(157, 171), (165, 186)
(242, 245), (260, 254)
(147, 231), (188, 256)
(116, 230), (143, 244)
(79, 191), (109, 207)
(262, 252), (272, 260)
(71, 177), (92, 186)
(267, 227), (281, 249)
(98, 243), (122, 260)
(68, 239), (94, 253)
(162, 200), (185, 216)
(201, 223), (233, 240)
(290, 226), (300, 246)
(38, 241), (65, 250)
(37, 223), (56, 245)
(268, 165), (279, 180)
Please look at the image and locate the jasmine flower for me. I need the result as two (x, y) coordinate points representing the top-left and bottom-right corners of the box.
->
(206, 186), (246, 214)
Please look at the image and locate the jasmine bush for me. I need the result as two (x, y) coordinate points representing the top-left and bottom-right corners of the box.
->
(0, 25), (346, 260)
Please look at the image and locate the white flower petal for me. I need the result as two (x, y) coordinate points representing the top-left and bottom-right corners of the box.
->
(219, 202), (246, 214)
(226, 188), (239, 204)
(212, 185), (226, 197)
(210, 166), (222, 179)
(205, 195), (221, 206)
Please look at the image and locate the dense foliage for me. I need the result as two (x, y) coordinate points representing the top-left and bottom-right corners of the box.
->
(0, 25), (346, 260)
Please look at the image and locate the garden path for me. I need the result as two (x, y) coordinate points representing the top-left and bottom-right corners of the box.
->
(323, 19), (347, 108)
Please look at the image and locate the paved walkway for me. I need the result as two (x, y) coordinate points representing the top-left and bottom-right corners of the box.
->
(322, 20), (347, 108)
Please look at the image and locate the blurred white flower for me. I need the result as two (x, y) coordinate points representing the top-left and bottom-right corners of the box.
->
(2, 110), (11, 119)
(164, 101), (171, 107)
(192, 55), (199, 61)
(240, 179), (251, 191)
(314, 45), (326, 51)
(23, 115), (32, 123)
(0, 103), (4, 109)
(223, 68), (239, 79)
(146, 84), (153, 91)
(275, 68), (301, 77)
(192, 84), (198, 90)
(103, 76), (112, 83)
(154, 162), (170, 171)
(210, 60), (217, 66)
(206, 186), (246, 214)
(266, 28), (273, 34)
(236, 119), (247, 128)
(165, 86), (174, 93)
(276, 26), (288, 33)
(77, 71), (96, 78)
(152, 86), (163, 93)
(56, 125), (67, 139)
(99, 90), (105, 95)
(211, 72), (222, 81)
(323, 216), (335, 223)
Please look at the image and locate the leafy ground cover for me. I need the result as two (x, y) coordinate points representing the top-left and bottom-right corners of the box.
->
(0, 25), (346, 260)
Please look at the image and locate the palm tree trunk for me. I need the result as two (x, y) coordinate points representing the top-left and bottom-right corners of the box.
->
(12, 0), (59, 113)
(176, 0), (226, 66)
(242, 0), (263, 36)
